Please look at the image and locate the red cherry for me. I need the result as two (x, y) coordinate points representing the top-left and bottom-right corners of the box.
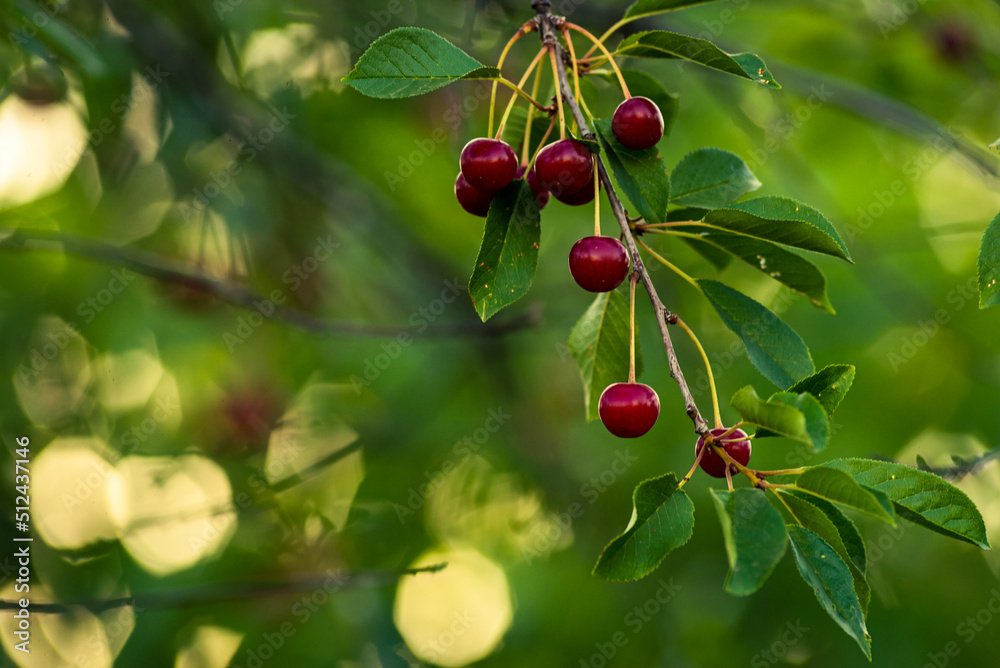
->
(460, 138), (517, 192)
(454, 173), (495, 217)
(569, 236), (629, 292)
(515, 165), (550, 210)
(534, 139), (594, 196)
(553, 183), (595, 206)
(599, 383), (660, 438)
(695, 428), (752, 478)
(611, 97), (664, 151)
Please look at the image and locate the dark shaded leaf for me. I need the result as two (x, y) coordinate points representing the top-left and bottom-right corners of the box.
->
(593, 474), (695, 581)
(710, 488), (788, 596)
(468, 181), (541, 321)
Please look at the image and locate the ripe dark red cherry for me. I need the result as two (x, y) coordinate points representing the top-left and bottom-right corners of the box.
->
(695, 427), (752, 478)
(534, 139), (594, 196)
(569, 236), (629, 292)
(599, 383), (660, 438)
(460, 138), (517, 192)
(515, 165), (550, 210)
(553, 183), (595, 206)
(611, 97), (664, 151)
(454, 173), (495, 217)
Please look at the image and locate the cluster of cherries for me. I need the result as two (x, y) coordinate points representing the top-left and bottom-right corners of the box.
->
(456, 93), (745, 475)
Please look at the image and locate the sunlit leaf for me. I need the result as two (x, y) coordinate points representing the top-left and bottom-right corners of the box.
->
(730, 386), (828, 449)
(977, 212), (1000, 308)
(826, 459), (990, 549)
(670, 148), (760, 209)
(342, 28), (499, 98)
(616, 31), (779, 88)
(785, 365), (855, 417)
(623, 0), (720, 21)
(699, 279), (815, 388)
(700, 197), (851, 261)
(794, 467), (895, 524)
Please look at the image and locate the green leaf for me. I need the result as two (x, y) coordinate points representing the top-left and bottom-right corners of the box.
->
(681, 232), (834, 312)
(594, 118), (671, 225)
(977, 212), (1000, 307)
(788, 526), (871, 658)
(792, 494), (867, 573)
(701, 197), (852, 262)
(342, 28), (499, 98)
(709, 489), (788, 596)
(623, 0), (720, 21)
(785, 365), (856, 417)
(616, 31), (779, 89)
(596, 69), (679, 140)
(794, 467), (895, 524)
(730, 386), (827, 448)
(681, 236), (733, 271)
(593, 474), (694, 581)
(770, 392), (830, 450)
(468, 181), (541, 321)
(668, 208), (733, 269)
(698, 280), (815, 388)
(826, 459), (990, 549)
(568, 289), (644, 422)
(670, 148), (761, 209)
(778, 491), (870, 616)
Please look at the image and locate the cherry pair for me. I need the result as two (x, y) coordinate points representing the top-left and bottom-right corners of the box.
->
(455, 139), (549, 217)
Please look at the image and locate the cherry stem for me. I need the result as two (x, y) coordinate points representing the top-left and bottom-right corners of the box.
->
(636, 221), (701, 230)
(521, 58), (546, 165)
(757, 467), (806, 478)
(674, 318), (722, 429)
(593, 156), (601, 237)
(536, 6), (709, 438)
(529, 115), (558, 166)
(548, 48), (566, 139)
(678, 443), (707, 489)
(636, 239), (701, 291)
(489, 23), (533, 137)
(711, 441), (767, 488)
(560, 26), (589, 123)
(496, 48), (548, 140)
(583, 16), (634, 61)
(565, 22), (630, 98)
(628, 271), (638, 384)
(725, 460), (735, 491)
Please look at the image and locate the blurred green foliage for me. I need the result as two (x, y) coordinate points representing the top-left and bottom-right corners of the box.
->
(1, 0), (1000, 666)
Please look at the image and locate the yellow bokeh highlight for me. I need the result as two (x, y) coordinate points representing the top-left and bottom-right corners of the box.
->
(96, 349), (164, 413)
(175, 625), (244, 668)
(394, 548), (512, 667)
(0, 582), (134, 668)
(32, 437), (117, 551)
(108, 454), (237, 576)
(0, 95), (87, 208)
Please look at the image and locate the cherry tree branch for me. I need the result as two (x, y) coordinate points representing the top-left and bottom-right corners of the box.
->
(0, 563), (446, 614)
(0, 227), (540, 339)
(532, 1), (709, 436)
